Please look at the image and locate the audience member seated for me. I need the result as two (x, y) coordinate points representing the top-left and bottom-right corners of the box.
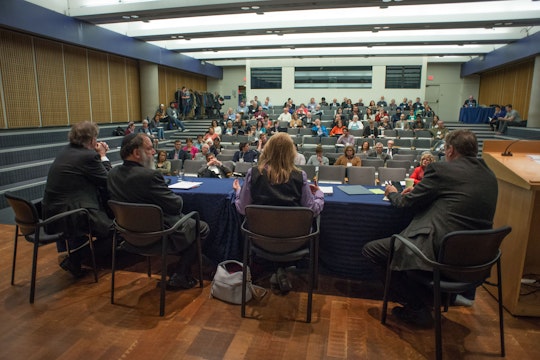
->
(195, 135), (205, 150)
(377, 96), (388, 107)
(211, 119), (222, 136)
(294, 145), (306, 165)
(166, 102), (186, 131)
(269, 121), (282, 136)
(348, 115), (364, 130)
(253, 105), (267, 121)
(384, 139), (399, 158)
(312, 119), (329, 137)
(183, 138), (199, 160)
(336, 127), (355, 146)
(311, 105), (323, 119)
(399, 97), (409, 109)
(237, 119), (250, 135)
(358, 141), (371, 155)
(334, 108), (345, 126)
(307, 98), (318, 111)
(256, 133), (268, 152)
(197, 153), (232, 178)
(368, 100), (377, 113)
(277, 107), (292, 122)
(125, 121), (136, 135)
(368, 142), (390, 163)
(378, 116), (393, 131)
(412, 116), (425, 131)
(388, 99), (398, 111)
(391, 108), (403, 125)
(394, 114), (410, 130)
(335, 145), (361, 167)
(410, 152), (435, 185)
(156, 103), (168, 123)
(262, 97), (272, 110)
(429, 119), (448, 150)
(223, 120), (237, 136)
(210, 137), (223, 156)
(194, 144), (211, 161)
(355, 98), (364, 107)
(155, 150), (171, 175)
(329, 98), (340, 108)
(412, 97), (424, 113)
(255, 120), (267, 138)
(138, 119), (159, 147)
(496, 104), (523, 134)
(488, 105), (506, 131)
(422, 104), (435, 118)
(289, 112), (305, 128)
(233, 142), (258, 163)
(236, 101), (249, 119)
(168, 139), (190, 161)
(320, 97), (329, 106)
(375, 108), (389, 122)
(363, 119), (379, 138)
(149, 114), (164, 140)
(363, 108), (375, 121)
(225, 107), (236, 122)
(306, 145), (329, 166)
(296, 103), (309, 117)
(330, 119), (345, 137)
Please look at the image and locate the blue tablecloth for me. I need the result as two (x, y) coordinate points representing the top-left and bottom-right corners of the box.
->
(167, 177), (412, 280)
(459, 107), (495, 124)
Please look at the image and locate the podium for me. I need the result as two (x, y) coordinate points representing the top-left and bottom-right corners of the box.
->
(482, 140), (540, 316)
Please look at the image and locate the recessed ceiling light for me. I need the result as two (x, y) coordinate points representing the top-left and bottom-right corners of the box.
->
(266, 30), (273, 34)
(171, 35), (177, 39)
(251, 6), (260, 9)
(131, 15), (139, 19)
(241, 6), (250, 10)
(122, 16), (130, 19)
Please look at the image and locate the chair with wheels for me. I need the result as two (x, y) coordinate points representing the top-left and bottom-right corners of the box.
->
(5, 192), (98, 303)
(108, 200), (203, 317)
(240, 205), (320, 323)
(381, 226), (512, 360)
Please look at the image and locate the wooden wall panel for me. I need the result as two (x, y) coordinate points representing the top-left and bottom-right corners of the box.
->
(64, 44), (91, 125)
(0, 29), (39, 128)
(88, 50), (111, 123)
(479, 58), (533, 119)
(0, 77), (4, 128)
(108, 55), (128, 123)
(158, 66), (168, 106)
(34, 38), (68, 127)
(126, 58), (140, 121)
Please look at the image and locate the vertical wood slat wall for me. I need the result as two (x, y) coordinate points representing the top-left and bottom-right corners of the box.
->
(479, 58), (533, 119)
(0, 28), (141, 129)
(158, 65), (207, 107)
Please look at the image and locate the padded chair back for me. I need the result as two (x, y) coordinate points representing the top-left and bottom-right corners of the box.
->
(217, 153), (234, 161)
(183, 159), (205, 176)
(378, 167), (406, 183)
(361, 158), (384, 171)
(438, 226), (512, 282)
(298, 164), (317, 180)
(347, 166), (376, 185)
(5, 193), (39, 236)
(234, 161), (255, 175)
(318, 165), (346, 184)
(393, 154), (416, 163)
(108, 201), (164, 247)
(244, 205), (314, 253)
(386, 159), (411, 170)
(169, 159), (182, 175)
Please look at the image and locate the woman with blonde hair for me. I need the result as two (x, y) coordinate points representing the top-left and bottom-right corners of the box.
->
(410, 152), (435, 185)
(232, 132), (324, 216)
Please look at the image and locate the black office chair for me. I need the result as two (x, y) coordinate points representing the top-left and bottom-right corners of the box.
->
(108, 200), (203, 316)
(5, 192), (98, 303)
(381, 226), (512, 360)
(240, 205), (320, 323)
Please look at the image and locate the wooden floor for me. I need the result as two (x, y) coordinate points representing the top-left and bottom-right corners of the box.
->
(1, 224), (540, 360)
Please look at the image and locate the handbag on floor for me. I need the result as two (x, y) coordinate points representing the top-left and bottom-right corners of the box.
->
(210, 260), (266, 304)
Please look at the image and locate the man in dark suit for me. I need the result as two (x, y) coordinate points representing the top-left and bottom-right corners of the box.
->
(383, 139), (399, 159)
(362, 130), (498, 326)
(43, 121), (113, 277)
(168, 139), (189, 161)
(108, 133), (209, 289)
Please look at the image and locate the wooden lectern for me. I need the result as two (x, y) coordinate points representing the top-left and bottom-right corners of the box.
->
(483, 140), (540, 316)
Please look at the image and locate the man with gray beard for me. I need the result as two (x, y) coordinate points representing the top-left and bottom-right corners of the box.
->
(107, 133), (209, 289)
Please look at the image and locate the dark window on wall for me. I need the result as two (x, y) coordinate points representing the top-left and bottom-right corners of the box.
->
(250, 67), (282, 89)
(294, 66), (372, 88)
(385, 66), (422, 89)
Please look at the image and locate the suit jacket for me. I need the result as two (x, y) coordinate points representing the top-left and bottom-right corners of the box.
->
(168, 149), (189, 161)
(43, 144), (112, 249)
(107, 161), (197, 252)
(387, 156), (498, 271)
(368, 150), (390, 163)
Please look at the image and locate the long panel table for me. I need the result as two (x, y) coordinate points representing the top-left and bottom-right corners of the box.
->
(168, 177), (412, 280)
(459, 106), (495, 124)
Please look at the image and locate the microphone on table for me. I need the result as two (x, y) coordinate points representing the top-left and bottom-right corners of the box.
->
(501, 139), (521, 157)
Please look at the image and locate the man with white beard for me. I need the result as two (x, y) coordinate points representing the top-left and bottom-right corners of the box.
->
(107, 133), (209, 289)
